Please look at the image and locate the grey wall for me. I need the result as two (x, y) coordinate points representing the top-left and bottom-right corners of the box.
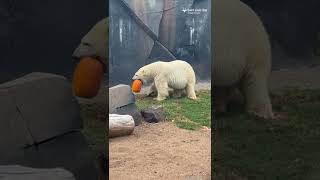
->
(0, 0), (107, 83)
(1, 0), (319, 84)
(109, 0), (211, 86)
(241, 0), (320, 68)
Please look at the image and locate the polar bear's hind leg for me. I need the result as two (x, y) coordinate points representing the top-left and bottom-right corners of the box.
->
(186, 83), (197, 100)
(241, 73), (274, 119)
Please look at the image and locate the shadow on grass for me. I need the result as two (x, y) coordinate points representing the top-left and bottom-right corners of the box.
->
(214, 88), (320, 180)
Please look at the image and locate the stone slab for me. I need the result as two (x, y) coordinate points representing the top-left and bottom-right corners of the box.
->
(109, 84), (135, 112)
(0, 72), (82, 144)
(0, 89), (32, 163)
(0, 165), (75, 180)
(21, 132), (99, 180)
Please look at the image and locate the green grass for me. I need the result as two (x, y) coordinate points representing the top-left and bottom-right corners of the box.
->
(136, 90), (211, 130)
(214, 88), (320, 180)
(80, 103), (107, 157)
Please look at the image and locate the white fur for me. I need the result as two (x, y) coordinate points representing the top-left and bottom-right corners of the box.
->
(132, 60), (197, 101)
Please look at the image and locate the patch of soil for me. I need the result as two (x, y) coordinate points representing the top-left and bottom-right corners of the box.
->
(109, 122), (211, 180)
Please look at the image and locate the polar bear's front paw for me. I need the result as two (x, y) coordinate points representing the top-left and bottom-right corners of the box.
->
(188, 95), (197, 100)
(154, 96), (166, 101)
(249, 111), (275, 120)
(247, 104), (274, 120)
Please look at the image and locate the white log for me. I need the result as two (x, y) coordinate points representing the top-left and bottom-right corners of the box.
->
(109, 114), (135, 138)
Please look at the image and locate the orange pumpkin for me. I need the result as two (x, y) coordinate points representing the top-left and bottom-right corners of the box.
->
(72, 57), (104, 98)
(132, 79), (142, 93)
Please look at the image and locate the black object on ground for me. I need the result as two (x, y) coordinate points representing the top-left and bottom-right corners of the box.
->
(141, 106), (166, 123)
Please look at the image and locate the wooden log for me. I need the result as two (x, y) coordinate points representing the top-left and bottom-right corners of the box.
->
(109, 114), (135, 138)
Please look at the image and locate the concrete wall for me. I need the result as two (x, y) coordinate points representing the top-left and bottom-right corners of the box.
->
(0, 0), (107, 83)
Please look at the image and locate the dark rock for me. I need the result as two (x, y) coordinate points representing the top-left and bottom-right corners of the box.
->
(114, 104), (142, 126)
(141, 105), (166, 123)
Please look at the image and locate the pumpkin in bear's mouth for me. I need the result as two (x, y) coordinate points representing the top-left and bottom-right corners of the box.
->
(72, 57), (104, 98)
(132, 79), (142, 93)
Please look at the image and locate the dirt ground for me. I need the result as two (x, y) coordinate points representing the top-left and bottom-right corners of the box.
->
(109, 122), (211, 180)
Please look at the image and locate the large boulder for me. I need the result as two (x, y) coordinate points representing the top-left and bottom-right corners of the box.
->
(109, 84), (142, 125)
(0, 72), (81, 146)
(0, 72), (99, 180)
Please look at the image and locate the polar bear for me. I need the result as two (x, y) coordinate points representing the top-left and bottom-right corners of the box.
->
(132, 60), (197, 101)
(212, 0), (274, 119)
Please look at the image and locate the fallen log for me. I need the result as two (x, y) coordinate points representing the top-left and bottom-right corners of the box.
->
(109, 114), (135, 138)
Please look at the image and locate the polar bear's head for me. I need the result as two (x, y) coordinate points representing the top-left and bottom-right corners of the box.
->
(132, 66), (153, 84)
